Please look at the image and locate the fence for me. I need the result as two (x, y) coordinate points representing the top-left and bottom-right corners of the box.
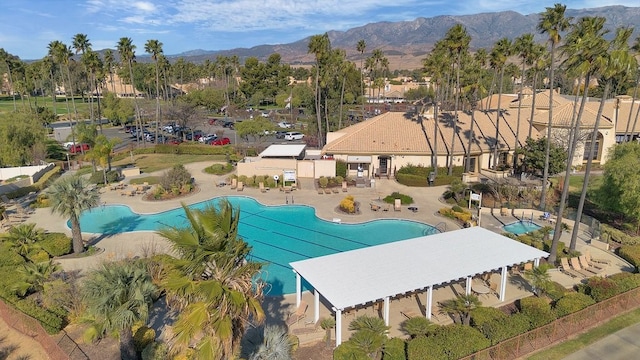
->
(461, 286), (640, 360)
(0, 300), (88, 360)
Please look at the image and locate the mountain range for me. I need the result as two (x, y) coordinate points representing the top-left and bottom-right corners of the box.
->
(156, 5), (640, 70)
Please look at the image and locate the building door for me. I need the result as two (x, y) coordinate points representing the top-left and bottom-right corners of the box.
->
(378, 157), (388, 177)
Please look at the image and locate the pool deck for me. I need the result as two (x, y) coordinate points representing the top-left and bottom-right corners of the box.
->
(11, 161), (634, 345)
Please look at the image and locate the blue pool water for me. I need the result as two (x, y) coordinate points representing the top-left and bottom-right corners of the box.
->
(76, 196), (440, 295)
(503, 221), (542, 235)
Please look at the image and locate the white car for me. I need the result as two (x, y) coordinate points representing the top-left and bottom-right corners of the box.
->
(199, 134), (217, 143)
(284, 132), (304, 141)
(278, 121), (294, 129)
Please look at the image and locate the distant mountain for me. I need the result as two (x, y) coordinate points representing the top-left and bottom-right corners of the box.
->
(146, 5), (640, 70)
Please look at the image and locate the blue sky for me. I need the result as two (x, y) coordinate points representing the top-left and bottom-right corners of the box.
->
(1, 0), (636, 59)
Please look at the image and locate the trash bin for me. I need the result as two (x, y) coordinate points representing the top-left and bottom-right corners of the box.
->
(428, 172), (435, 187)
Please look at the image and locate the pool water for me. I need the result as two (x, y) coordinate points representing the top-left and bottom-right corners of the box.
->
(76, 196), (440, 295)
(503, 221), (542, 235)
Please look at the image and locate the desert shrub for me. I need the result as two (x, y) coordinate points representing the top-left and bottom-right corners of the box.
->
(554, 292), (595, 317)
(318, 176), (329, 188)
(333, 340), (368, 360)
(451, 205), (463, 213)
(408, 325), (490, 360)
(608, 272), (640, 293)
(335, 175), (344, 185)
(237, 175), (248, 184)
(336, 160), (347, 178)
(382, 337), (406, 360)
(584, 277), (620, 302)
(518, 296), (556, 329)
(39, 233), (72, 257)
(28, 249), (50, 263)
(32, 193), (51, 208)
(618, 245), (640, 271)
(133, 325), (156, 353)
(159, 164), (192, 191)
(383, 192), (413, 205)
(204, 162), (234, 175)
(244, 176), (255, 187)
(471, 307), (506, 328)
(438, 207), (472, 223)
(254, 175), (266, 185)
(339, 195), (356, 214)
(481, 312), (530, 345)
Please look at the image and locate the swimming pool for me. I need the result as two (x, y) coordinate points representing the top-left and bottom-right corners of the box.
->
(76, 196), (440, 295)
(503, 221), (542, 235)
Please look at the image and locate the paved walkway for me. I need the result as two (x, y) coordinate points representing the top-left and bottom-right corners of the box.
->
(563, 322), (640, 360)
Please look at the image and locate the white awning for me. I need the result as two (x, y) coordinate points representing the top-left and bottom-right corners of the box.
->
(347, 156), (372, 163)
(290, 227), (548, 311)
(259, 144), (306, 158)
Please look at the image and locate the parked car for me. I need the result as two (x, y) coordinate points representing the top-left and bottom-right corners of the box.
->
(222, 121), (235, 130)
(211, 137), (231, 146)
(168, 138), (182, 145)
(69, 143), (90, 154)
(284, 132), (304, 141)
(275, 131), (287, 139)
(199, 134), (217, 143)
(278, 121), (294, 129)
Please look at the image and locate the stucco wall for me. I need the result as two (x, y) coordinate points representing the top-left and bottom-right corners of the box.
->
(236, 159), (298, 178)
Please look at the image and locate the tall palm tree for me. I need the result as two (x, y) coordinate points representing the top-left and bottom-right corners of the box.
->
(0, 48), (18, 111)
(48, 40), (76, 143)
(513, 34), (536, 168)
(103, 49), (116, 93)
(527, 44), (549, 139)
(538, 3), (572, 211)
(308, 34), (331, 147)
(145, 39), (163, 141)
(624, 37), (640, 142)
(569, 26), (634, 250)
(47, 175), (100, 254)
(549, 16), (609, 263)
(523, 263), (552, 297)
(82, 50), (104, 132)
(489, 37), (513, 170)
(72, 33), (92, 119)
(117, 37), (142, 144)
(357, 39), (367, 120)
(158, 201), (265, 359)
(83, 261), (157, 360)
(443, 25), (471, 176)
(439, 293), (481, 326)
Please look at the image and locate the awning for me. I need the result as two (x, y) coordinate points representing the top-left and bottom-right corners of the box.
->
(347, 156), (371, 163)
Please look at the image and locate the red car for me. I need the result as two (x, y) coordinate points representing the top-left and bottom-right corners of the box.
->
(69, 143), (90, 154)
(168, 138), (182, 145)
(211, 137), (231, 146)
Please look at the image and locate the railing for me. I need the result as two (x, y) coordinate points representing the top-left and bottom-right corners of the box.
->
(460, 287), (640, 360)
(0, 300), (88, 360)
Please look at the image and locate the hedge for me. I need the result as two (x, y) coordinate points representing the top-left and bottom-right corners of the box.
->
(518, 297), (557, 329)
(39, 232), (72, 257)
(471, 307), (506, 329)
(608, 272), (640, 293)
(583, 277), (620, 302)
(481, 312), (530, 345)
(333, 340), (369, 360)
(9, 297), (65, 334)
(382, 337), (406, 360)
(0, 244), (26, 267)
(2, 166), (62, 199)
(618, 245), (640, 271)
(410, 325), (490, 360)
(554, 293), (595, 317)
(600, 224), (640, 245)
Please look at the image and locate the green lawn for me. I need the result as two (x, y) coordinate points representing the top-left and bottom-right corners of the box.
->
(0, 95), (92, 115)
(112, 153), (227, 173)
(527, 308), (640, 360)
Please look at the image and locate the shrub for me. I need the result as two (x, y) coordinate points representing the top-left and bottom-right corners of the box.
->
(383, 337), (406, 360)
(601, 224), (640, 245)
(407, 336), (430, 360)
(28, 250), (50, 263)
(32, 193), (51, 208)
(609, 272), (640, 292)
(333, 340), (369, 360)
(518, 296), (556, 329)
(238, 175), (248, 184)
(481, 312), (530, 345)
(39, 233), (72, 257)
(585, 277), (620, 302)
(88, 170), (119, 185)
(339, 196), (356, 214)
(335, 175), (344, 185)
(618, 245), (640, 271)
(409, 325), (490, 360)
(141, 342), (170, 360)
(11, 298), (65, 334)
(0, 244), (26, 267)
(244, 176), (255, 187)
(204, 163), (234, 175)
(554, 292), (595, 317)
(133, 325), (156, 353)
(318, 176), (329, 188)
(546, 281), (568, 302)
(159, 164), (192, 192)
(383, 192), (413, 205)
(336, 160), (348, 178)
(471, 307), (506, 328)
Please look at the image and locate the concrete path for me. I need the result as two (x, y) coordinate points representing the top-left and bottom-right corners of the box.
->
(562, 322), (640, 360)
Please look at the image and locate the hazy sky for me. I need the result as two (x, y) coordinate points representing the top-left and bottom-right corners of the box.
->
(1, 0), (636, 59)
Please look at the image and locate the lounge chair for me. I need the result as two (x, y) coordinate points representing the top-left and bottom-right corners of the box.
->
(237, 181), (244, 191)
(230, 178), (237, 190)
(579, 255), (604, 274)
(394, 198), (401, 211)
(342, 181), (348, 192)
(259, 182), (267, 193)
(370, 203), (380, 211)
(324, 188), (332, 194)
(585, 250), (611, 265)
(500, 207), (509, 217)
(559, 257), (583, 278)
(317, 188), (324, 195)
(332, 187), (340, 194)
(286, 300), (308, 326)
(1, 195), (15, 205)
(570, 257), (595, 277)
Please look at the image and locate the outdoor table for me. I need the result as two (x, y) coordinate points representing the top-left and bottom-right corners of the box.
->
(472, 283), (491, 294)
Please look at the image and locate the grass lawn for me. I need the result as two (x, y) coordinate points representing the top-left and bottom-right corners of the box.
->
(527, 308), (640, 360)
(0, 95), (93, 115)
(112, 153), (227, 173)
(550, 173), (603, 193)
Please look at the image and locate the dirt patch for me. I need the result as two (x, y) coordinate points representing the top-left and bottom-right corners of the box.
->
(0, 316), (49, 360)
(293, 340), (334, 360)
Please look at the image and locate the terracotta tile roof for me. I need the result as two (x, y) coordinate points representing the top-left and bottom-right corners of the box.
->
(604, 100), (640, 134)
(530, 101), (614, 129)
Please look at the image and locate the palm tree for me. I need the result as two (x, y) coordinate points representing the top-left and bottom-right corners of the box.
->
(103, 49), (116, 93)
(439, 293), (481, 326)
(47, 175), (100, 253)
(82, 50), (104, 131)
(624, 36), (640, 142)
(83, 261), (157, 360)
(548, 16), (609, 263)
(443, 25), (471, 176)
(117, 37), (142, 144)
(3, 223), (44, 259)
(523, 263), (552, 297)
(249, 325), (293, 360)
(538, 3), (572, 211)
(308, 34), (331, 147)
(320, 317), (336, 348)
(72, 33), (92, 119)
(357, 39), (367, 119)
(0, 48), (18, 111)
(145, 39), (164, 142)
(348, 315), (389, 359)
(569, 26), (634, 250)
(48, 40), (76, 143)
(158, 201), (265, 359)
(527, 44), (549, 139)
(401, 316), (436, 338)
(489, 38), (513, 170)
(13, 260), (60, 297)
(513, 34), (536, 168)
